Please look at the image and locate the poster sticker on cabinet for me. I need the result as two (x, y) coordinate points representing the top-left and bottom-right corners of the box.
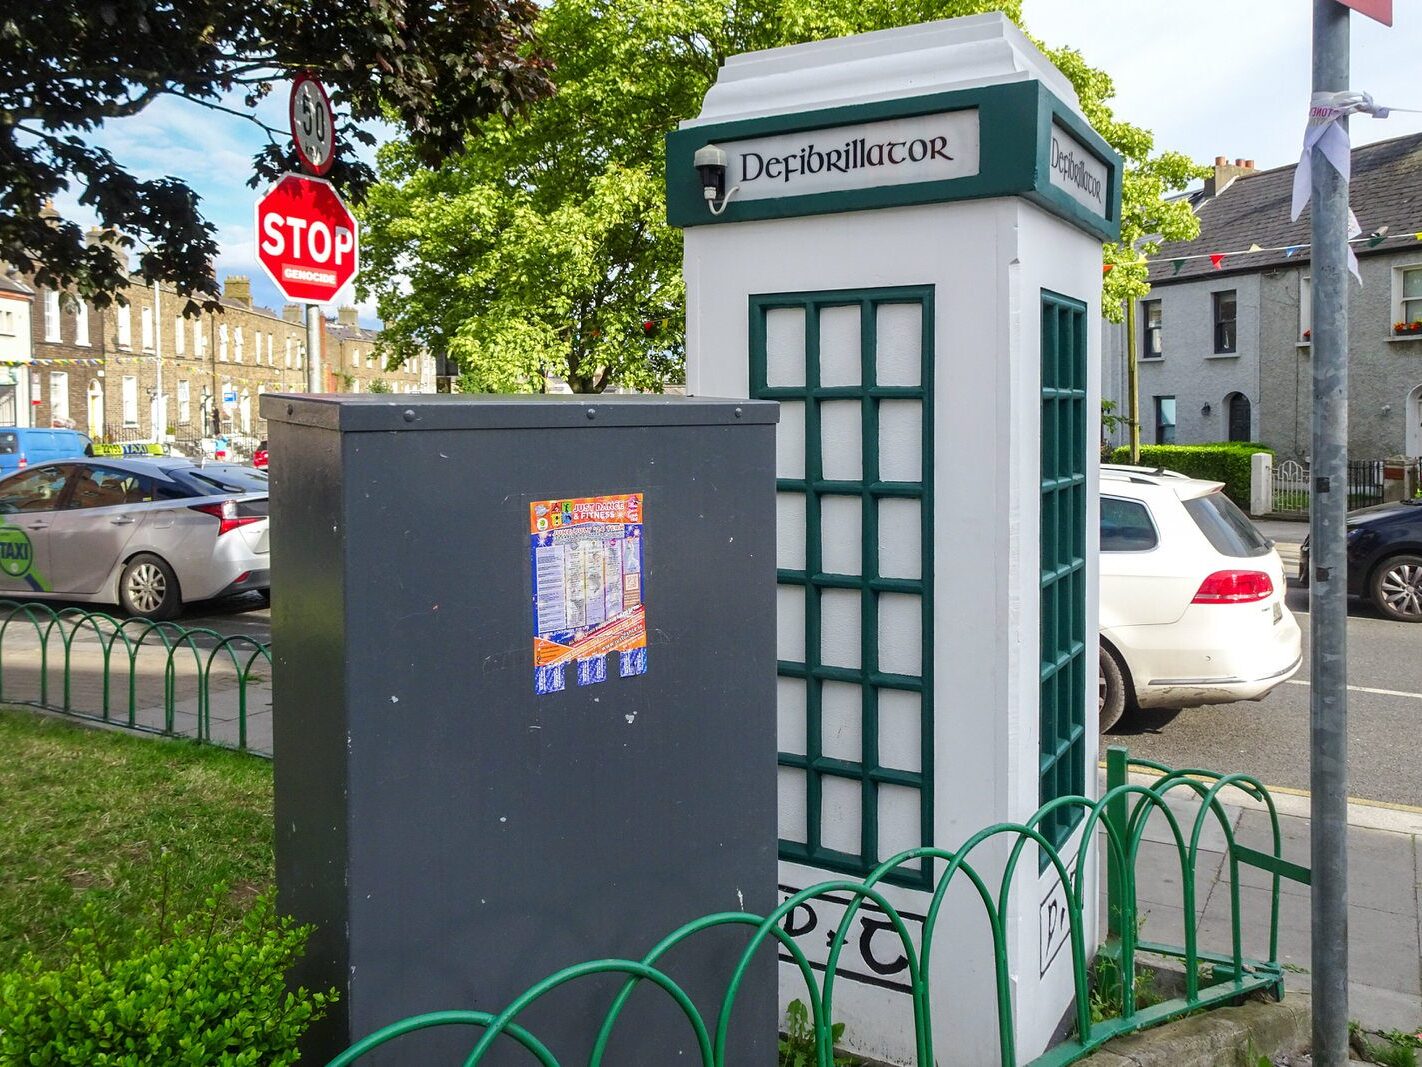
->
(530, 493), (646, 695)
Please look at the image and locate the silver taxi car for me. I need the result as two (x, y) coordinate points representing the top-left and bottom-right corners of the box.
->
(0, 458), (269, 619)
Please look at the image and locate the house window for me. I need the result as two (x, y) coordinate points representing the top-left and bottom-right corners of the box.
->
(1154, 395), (1177, 445)
(74, 300), (89, 346)
(43, 290), (61, 342)
(267, 332), (275, 366)
(351, 347), (360, 368)
(1300, 276), (1312, 342)
(174, 316), (185, 355)
(1212, 290), (1237, 353)
(49, 372), (69, 423)
(1400, 266), (1422, 328)
(285, 338), (292, 368)
(177, 380), (190, 425)
(121, 375), (139, 427)
(218, 324), (228, 361)
(1141, 299), (1162, 358)
(234, 326), (244, 363)
(0, 309), (11, 335)
(141, 306), (154, 351)
(116, 304), (131, 348)
(193, 320), (206, 356)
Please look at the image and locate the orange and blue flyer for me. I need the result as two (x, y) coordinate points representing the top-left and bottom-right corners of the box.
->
(530, 492), (646, 695)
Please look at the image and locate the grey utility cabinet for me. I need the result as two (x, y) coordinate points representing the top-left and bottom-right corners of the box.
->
(262, 394), (779, 1064)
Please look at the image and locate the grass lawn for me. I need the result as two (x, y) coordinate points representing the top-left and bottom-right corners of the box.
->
(0, 708), (273, 970)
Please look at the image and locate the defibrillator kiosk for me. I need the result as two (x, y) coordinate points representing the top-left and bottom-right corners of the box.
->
(669, 13), (1121, 1062)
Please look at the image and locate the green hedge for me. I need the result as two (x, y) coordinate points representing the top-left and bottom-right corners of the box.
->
(0, 892), (334, 1065)
(1107, 443), (1274, 507)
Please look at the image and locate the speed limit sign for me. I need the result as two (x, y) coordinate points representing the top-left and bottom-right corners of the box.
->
(290, 73), (335, 175)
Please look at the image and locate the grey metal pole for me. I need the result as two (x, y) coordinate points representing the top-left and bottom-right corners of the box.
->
(305, 303), (322, 392)
(1310, 2), (1350, 1063)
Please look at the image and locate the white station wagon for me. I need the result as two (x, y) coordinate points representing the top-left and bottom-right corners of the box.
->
(1098, 466), (1302, 730)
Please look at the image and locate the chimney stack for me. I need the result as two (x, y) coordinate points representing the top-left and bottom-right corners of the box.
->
(337, 306), (360, 327)
(1204, 155), (1258, 197)
(223, 275), (252, 308)
(282, 304), (303, 323)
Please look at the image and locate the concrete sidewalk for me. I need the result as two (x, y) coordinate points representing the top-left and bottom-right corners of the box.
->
(1117, 770), (1422, 1033)
(0, 631), (273, 754)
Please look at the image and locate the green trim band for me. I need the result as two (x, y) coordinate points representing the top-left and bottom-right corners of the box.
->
(667, 80), (1121, 240)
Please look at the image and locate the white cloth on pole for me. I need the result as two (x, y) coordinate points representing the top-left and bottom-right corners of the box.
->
(1291, 91), (1396, 283)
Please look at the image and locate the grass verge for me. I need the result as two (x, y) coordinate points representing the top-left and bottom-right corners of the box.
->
(0, 707), (273, 970)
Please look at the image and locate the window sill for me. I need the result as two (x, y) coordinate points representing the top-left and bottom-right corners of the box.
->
(1205, 351), (1240, 359)
(1387, 334), (1422, 343)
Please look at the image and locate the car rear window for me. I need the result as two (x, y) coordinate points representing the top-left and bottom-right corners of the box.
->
(1100, 497), (1158, 551)
(0, 434), (15, 456)
(1183, 492), (1270, 558)
(182, 468), (270, 495)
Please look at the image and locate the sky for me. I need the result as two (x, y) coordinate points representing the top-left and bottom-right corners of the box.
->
(1020, 0), (1422, 171)
(51, 1), (1422, 328)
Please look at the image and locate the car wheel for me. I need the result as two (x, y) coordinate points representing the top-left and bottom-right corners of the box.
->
(1370, 553), (1422, 623)
(1098, 645), (1130, 732)
(120, 554), (181, 621)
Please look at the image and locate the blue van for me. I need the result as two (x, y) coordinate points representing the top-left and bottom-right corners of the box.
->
(0, 427), (94, 476)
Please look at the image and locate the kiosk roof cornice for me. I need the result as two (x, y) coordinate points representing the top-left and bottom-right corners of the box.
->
(687, 12), (1081, 128)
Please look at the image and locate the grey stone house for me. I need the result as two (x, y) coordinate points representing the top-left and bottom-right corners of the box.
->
(1104, 134), (1422, 460)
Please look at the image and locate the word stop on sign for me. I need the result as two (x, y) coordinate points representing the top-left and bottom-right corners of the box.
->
(261, 216), (355, 279)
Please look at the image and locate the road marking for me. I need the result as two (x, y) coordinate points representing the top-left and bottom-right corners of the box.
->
(1255, 780), (1422, 815)
(1284, 678), (1422, 701)
(1103, 765), (1422, 834)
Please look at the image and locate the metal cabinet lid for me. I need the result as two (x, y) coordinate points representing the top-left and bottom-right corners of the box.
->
(260, 393), (780, 432)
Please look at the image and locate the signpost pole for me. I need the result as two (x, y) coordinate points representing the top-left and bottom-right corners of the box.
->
(1309, 2), (1351, 1063)
(305, 303), (322, 393)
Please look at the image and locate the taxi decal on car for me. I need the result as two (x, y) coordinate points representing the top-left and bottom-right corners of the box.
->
(0, 522), (51, 592)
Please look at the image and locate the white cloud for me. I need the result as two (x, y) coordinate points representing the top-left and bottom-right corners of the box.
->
(1022, 0), (1422, 170)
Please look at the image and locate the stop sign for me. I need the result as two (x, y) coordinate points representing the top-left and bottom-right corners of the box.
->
(254, 174), (359, 303)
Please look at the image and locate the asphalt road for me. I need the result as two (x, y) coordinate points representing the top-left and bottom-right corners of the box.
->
(1113, 520), (1422, 808)
(45, 525), (1422, 807)
(180, 593), (271, 644)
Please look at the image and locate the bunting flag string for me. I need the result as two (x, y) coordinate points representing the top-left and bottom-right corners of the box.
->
(1149, 225), (1422, 274)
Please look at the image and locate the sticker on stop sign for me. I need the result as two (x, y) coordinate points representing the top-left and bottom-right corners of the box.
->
(254, 174), (359, 303)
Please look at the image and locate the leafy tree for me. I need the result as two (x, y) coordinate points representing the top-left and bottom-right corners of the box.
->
(361, 0), (1205, 392)
(1, 0), (553, 309)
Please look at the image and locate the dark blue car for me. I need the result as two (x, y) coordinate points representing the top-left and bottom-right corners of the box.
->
(1300, 498), (1422, 622)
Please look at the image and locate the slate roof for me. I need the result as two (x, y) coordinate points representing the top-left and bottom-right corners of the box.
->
(1147, 132), (1422, 285)
(326, 320), (379, 344)
(0, 273), (34, 297)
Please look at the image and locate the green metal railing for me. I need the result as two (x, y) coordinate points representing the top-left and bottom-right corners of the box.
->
(329, 747), (1310, 1066)
(0, 599), (271, 753)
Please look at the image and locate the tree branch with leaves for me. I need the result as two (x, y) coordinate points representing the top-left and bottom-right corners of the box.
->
(1, 0), (554, 309)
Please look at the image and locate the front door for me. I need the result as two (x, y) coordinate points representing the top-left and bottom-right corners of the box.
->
(0, 465), (72, 595)
(1227, 393), (1252, 443)
(1407, 384), (1422, 458)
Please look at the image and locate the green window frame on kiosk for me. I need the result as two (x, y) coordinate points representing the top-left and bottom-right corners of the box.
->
(1039, 290), (1088, 859)
(751, 285), (935, 890)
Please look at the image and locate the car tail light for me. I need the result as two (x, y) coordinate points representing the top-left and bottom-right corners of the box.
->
(17, 454), (26, 469)
(1192, 570), (1274, 604)
(189, 499), (262, 536)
